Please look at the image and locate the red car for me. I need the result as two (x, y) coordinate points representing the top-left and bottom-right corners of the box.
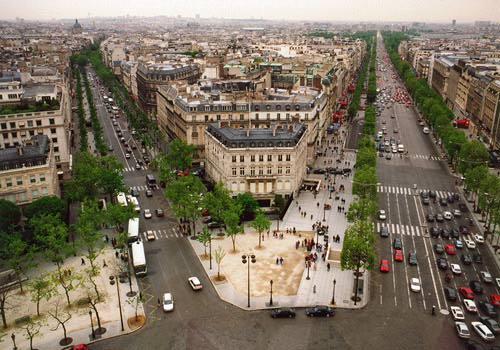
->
(445, 243), (456, 255)
(490, 293), (500, 307)
(460, 287), (474, 299)
(201, 209), (209, 216)
(393, 249), (403, 262)
(379, 259), (390, 272)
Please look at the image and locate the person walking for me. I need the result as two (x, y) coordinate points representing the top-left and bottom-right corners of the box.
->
(280, 257), (284, 265)
(276, 257), (279, 265)
(327, 263), (331, 271)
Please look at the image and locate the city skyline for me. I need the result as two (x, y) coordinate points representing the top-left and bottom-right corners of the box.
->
(2, 0), (499, 23)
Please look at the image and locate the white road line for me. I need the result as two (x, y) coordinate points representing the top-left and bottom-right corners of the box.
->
(421, 233), (442, 310)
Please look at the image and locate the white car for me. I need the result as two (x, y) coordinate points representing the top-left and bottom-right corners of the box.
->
(450, 263), (462, 275)
(443, 211), (453, 220)
(162, 292), (174, 312)
(409, 278), (421, 292)
(450, 306), (465, 320)
(455, 321), (470, 339)
(471, 321), (495, 342)
(480, 271), (493, 283)
(464, 299), (477, 313)
(143, 209), (152, 219)
(464, 239), (476, 249)
(188, 276), (203, 290)
(453, 209), (461, 217)
(378, 210), (387, 220)
(146, 230), (156, 241)
(422, 127), (430, 134)
(474, 234), (485, 243)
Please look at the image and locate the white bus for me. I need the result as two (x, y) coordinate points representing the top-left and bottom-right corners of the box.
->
(116, 192), (128, 207)
(130, 240), (147, 276)
(127, 217), (140, 243)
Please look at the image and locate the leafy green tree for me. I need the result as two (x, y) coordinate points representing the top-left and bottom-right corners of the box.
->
(97, 155), (125, 202)
(64, 152), (100, 202)
(478, 173), (500, 234)
(203, 182), (233, 235)
(197, 227), (212, 259)
(223, 203), (243, 252)
(28, 274), (56, 316)
(340, 220), (376, 305)
(21, 317), (44, 350)
(0, 199), (21, 232)
(464, 165), (489, 209)
(156, 139), (196, 183)
(235, 193), (260, 222)
(0, 232), (36, 293)
(249, 210), (271, 248)
(25, 196), (65, 221)
(352, 166), (378, 200)
(347, 198), (378, 223)
(104, 202), (135, 233)
(459, 140), (488, 176)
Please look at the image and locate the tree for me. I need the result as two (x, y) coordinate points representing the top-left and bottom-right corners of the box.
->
(272, 194), (285, 231)
(458, 140), (489, 175)
(104, 202), (135, 233)
(347, 198), (378, 223)
(21, 317), (44, 350)
(0, 287), (13, 329)
(97, 155), (125, 202)
(48, 301), (72, 346)
(28, 274), (56, 317)
(235, 193), (260, 222)
(127, 292), (144, 322)
(0, 232), (36, 293)
(249, 210), (271, 248)
(214, 246), (226, 280)
(352, 166), (378, 200)
(156, 139), (196, 183)
(340, 220), (376, 305)
(64, 152), (101, 202)
(464, 166), (489, 209)
(203, 182), (232, 236)
(197, 227), (211, 258)
(223, 204), (243, 252)
(24, 196), (65, 221)
(50, 268), (82, 308)
(478, 173), (500, 234)
(0, 199), (21, 232)
(87, 293), (104, 335)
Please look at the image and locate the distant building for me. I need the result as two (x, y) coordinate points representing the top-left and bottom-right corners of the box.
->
(452, 19), (456, 26)
(72, 19), (83, 35)
(0, 135), (59, 205)
(204, 122), (307, 206)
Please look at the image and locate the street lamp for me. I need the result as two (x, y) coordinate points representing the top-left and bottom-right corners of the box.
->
(89, 310), (95, 340)
(110, 275), (125, 331)
(306, 261), (311, 280)
(323, 205), (326, 222)
(331, 279), (337, 305)
(269, 280), (274, 306)
(242, 253), (256, 308)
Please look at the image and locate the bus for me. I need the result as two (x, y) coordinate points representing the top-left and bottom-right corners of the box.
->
(130, 240), (147, 276)
(127, 217), (139, 243)
(116, 192), (128, 207)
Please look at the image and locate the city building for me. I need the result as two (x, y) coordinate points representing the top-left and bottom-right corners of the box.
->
(0, 134), (59, 205)
(204, 122), (307, 206)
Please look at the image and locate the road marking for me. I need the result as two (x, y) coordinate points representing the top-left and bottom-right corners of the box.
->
(422, 230), (442, 310)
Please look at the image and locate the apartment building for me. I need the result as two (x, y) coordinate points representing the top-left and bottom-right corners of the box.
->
(0, 71), (24, 104)
(0, 134), (59, 205)
(204, 122), (307, 206)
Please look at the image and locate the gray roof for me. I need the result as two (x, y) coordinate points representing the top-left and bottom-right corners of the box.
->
(0, 71), (21, 83)
(206, 123), (307, 148)
(0, 135), (50, 171)
(23, 85), (56, 98)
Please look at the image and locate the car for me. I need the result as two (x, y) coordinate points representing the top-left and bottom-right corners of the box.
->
(409, 278), (421, 292)
(202, 216), (213, 224)
(270, 308), (296, 318)
(434, 243), (444, 254)
(420, 190), (430, 199)
(407, 252), (417, 265)
(453, 209), (462, 217)
(437, 257), (448, 270)
(459, 225), (470, 235)
(125, 153), (131, 159)
(188, 276), (203, 290)
(459, 203), (468, 212)
(435, 213), (444, 222)
(464, 239), (476, 249)
(305, 305), (335, 317)
(445, 287), (458, 301)
(393, 128), (399, 133)
(443, 211), (453, 220)
(471, 321), (495, 342)
(380, 259), (390, 272)
(474, 234), (485, 243)
(113, 120), (118, 126)
(422, 197), (430, 205)
(393, 249), (403, 262)
(450, 264), (462, 275)
(385, 153), (392, 160)
(145, 189), (153, 197)
(379, 226), (389, 238)
(459, 286), (474, 299)
(441, 228), (450, 239)
(469, 280), (483, 294)
(451, 228), (460, 239)
(207, 221), (224, 229)
(143, 209), (152, 219)
(378, 210), (386, 220)
(440, 198), (448, 206)
(108, 144), (114, 151)
(135, 163), (142, 170)
(120, 137), (126, 143)
(480, 271), (493, 283)
(491, 294), (500, 307)
(70, 345), (90, 350)
(426, 214), (435, 222)
(461, 254), (472, 265)
(146, 230), (155, 241)
(130, 188), (139, 197)
(455, 239), (463, 249)
(201, 209), (210, 216)
(455, 321), (470, 339)
(445, 244), (456, 255)
(393, 238), (402, 250)
(478, 301), (498, 318)
(430, 227), (440, 238)
(162, 292), (174, 312)
(155, 208), (164, 217)
(479, 316), (500, 335)
(464, 299), (478, 312)
(423, 127), (430, 134)
(429, 191), (437, 198)
(473, 253), (483, 264)
(450, 306), (465, 320)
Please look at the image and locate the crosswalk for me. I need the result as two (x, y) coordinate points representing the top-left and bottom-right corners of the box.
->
(377, 185), (456, 199)
(377, 222), (425, 237)
(130, 185), (149, 192)
(123, 165), (148, 172)
(410, 154), (441, 161)
(141, 229), (182, 241)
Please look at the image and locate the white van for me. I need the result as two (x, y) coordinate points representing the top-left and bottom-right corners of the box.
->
(398, 144), (404, 153)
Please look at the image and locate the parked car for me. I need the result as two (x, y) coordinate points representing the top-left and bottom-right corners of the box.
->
(478, 301), (498, 318)
(478, 316), (500, 335)
(490, 293), (500, 307)
(473, 254), (483, 264)
(461, 254), (472, 265)
(471, 321), (495, 342)
(445, 243), (456, 255)
(474, 234), (485, 243)
(469, 280), (483, 294)
(480, 271), (493, 283)
(450, 305), (465, 320)
(445, 287), (458, 301)
(464, 299), (477, 312)
(270, 308), (296, 319)
(434, 243), (444, 254)
(305, 305), (335, 317)
(455, 321), (470, 339)
(437, 257), (448, 270)
(208, 221), (224, 229)
(450, 264), (462, 275)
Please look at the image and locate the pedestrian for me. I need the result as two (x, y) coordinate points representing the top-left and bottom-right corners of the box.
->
(81, 258), (86, 265)
(115, 251), (119, 258)
(313, 285), (316, 294)
(276, 257), (279, 265)
(280, 257), (284, 265)
(267, 230), (270, 238)
(310, 214), (313, 220)
(105, 235), (109, 243)
(327, 263), (331, 272)
(157, 297), (161, 307)
(103, 259), (107, 267)
(293, 227), (296, 234)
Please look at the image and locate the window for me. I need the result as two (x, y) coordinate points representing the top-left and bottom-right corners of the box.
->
(255, 113), (259, 120)
(55, 156), (60, 162)
(278, 155), (283, 162)
(286, 113), (290, 120)
(232, 156), (237, 163)
(277, 113), (281, 120)
(32, 189), (39, 198)
(259, 155), (264, 162)
(267, 167), (272, 175)
(36, 120), (42, 126)
(268, 155), (272, 161)
(205, 115), (209, 122)
(29, 130), (34, 136)
(228, 114), (233, 120)
(10, 122), (16, 128)
(42, 187), (48, 195)
(6, 178), (12, 187)
(286, 154), (291, 161)
(52, 137), (58, 143)
(18, 193), (26, 202)
(50, 128), (56, 134)
(0, 123), (6, 130)
(216, 115), (221, 121)
(2, 133), (8, 139)
(11, 132), (17, 138)
(232, 168), (237, 176)
(267, 113), (270, 120)
(258, 168), (264, 175)
(286, 167), (291, 174)
(240, 114), (244, 120)
(27, 120), (33, 127)
(30, 175), (36, 183)
(240, 167), (245, 175)
(39, 174), (46, 182)
(16, 177), (23, 186)
(240, 155), (244, 162)
(250, 155), (255, 162)
(54, 146), (59, 152)
(277, 167), (283, 175)
(49, 118), (55, 125)
(250, 168), (255, 176)
(305, 113), (309, 120)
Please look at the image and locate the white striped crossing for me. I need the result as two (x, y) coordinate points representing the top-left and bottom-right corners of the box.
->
(130, 185), (149, 192)
(141, 229), (181, 241)
(376, 222), (423, 237)
(409, 154), (441, 161)
(377, 185), (456, 199)
(123, 165), (148, 172)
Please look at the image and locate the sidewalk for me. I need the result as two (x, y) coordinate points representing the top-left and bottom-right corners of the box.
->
(189, 124), (369, 310)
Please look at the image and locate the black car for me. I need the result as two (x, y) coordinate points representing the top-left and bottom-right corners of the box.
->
(479, 316), (500, 334)
(434, 243), (444, 254)
(473, 254), (483, 264)
(469, 280), (483, 294)
(436, 214), (444, 222)
(422, 197), (430, 205)
(393, 238), (402, 250)
(270, 308), (296, 319)
(305, 305), (335, 317)
(461, 254), (472, 265)
(426, 214), (435, 222)
(444, 286), (458, 301)
(430, 227), (440, 238)
(380, 226), (389, 238)
(450, 228), (460, 239)
(439, 198), (448, 206)
(459, 203), (468, 212)
(440, 228), (450, 239)
(420, 191), (430, 199)
(429, 191), (437, 198)
(408, 252), (417, 265)
(478, 301), (497, 318)
(447, 195), (455, 204)
(437, 257), (448, 270)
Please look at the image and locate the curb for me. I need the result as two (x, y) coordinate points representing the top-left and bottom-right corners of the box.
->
(83, 316), (147, 348)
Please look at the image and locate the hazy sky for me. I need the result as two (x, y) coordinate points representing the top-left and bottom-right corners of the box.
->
(2, 0), (499, 23)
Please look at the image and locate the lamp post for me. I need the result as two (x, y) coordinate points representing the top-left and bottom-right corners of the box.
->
(110, 275), (125, 331)
(306, 261), (311, 280)
(242, 253), (256, 308)
(209, 235), (212, 270)
(323, 205), (326, 222)
(89, 310), (96, 340)
(331, 279), (337, 305)
(11, 333), (17, 350)
(329, 190), (332, 199)
(269, 280), (274, 306)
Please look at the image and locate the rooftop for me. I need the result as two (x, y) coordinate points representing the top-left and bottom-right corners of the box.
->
(0, 135), (50, 171)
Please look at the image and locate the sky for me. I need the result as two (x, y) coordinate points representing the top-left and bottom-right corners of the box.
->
(2, 0), (499, 23)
